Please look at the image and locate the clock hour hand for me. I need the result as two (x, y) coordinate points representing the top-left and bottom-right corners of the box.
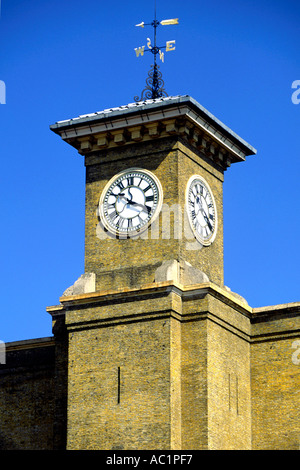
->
(195, 196), (202, 215)
(118, 194), (130, 204)
(118, 193), (135, 207)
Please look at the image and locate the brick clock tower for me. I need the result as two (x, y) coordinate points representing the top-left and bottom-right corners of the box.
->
(47, 95), (299, 450)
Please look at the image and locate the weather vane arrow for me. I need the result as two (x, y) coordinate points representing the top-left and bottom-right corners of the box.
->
(133, 10), (179, 102)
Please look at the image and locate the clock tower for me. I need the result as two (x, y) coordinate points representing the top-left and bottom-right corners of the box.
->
(51, 96), (255, 291)
(49, 95), (257, 450)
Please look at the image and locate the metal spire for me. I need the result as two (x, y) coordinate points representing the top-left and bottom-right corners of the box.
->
(133, 5), (178, 102)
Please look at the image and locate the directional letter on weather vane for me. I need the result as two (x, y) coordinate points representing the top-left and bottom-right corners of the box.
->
(133, 16), (178, 102)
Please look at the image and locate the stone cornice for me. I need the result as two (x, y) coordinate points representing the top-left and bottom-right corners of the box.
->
(46, 280), (300, 341)
(50, 95), (256, 170)
(47, 280), (252, 316)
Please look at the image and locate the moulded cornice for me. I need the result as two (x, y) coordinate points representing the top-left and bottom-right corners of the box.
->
(50, 95), (256, 170)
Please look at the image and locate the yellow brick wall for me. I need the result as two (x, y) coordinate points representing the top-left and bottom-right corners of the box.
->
(179, 287), (251, 449)
(180, 318), (208, 449)
(177, 140), (224, 286)
(207, 320), (251, 449)
(63, 283), (254, 450)
(0, 339), (56, 450)
(67, 315), (174, 450)
(85, 139), (178, 286)
(251, 313), (300, 450)
(84, 137), (224, 290)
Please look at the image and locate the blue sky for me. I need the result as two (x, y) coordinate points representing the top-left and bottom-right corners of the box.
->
(0, 0), (299, 342)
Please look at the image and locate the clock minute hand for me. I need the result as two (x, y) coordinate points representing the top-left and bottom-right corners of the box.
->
(199, 208), (213, 231)
(128, 200), (150, 213)
(118, 194), (149, 213)
(195, 196), (212, 229)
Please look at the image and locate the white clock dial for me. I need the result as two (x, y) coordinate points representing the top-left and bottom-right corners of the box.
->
(99, 168), (163, 236)
(186, 175), (218, 246)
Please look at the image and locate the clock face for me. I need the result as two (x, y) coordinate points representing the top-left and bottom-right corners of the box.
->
(99, 168), (163, 237)
(186, 175), (218, 246)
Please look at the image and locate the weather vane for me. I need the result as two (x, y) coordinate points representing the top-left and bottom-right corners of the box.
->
(133, 4), (178, 102)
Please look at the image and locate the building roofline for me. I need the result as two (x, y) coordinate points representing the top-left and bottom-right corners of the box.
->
(4, 336), (55, 351)
(50, 95), (257, 157)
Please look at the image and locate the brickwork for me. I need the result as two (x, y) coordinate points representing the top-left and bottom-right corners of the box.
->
(62, 283), (181, 450)
(1, 287), (299, 450)
(0, 97), (298, 450)
(0, 338), (55, 450)
(49, 281), (255, 450)
(85, 137), (224, 290)
(206, 309), (251, 449)
(85, 137), (181, 290)
(251, 305), (300, 450)
(49, 97), (299, 450)
(67, 318), (173, 450)
(180, 315), (208, 449)
(180, 284), (252, 449)
(177, 140), (224, 285)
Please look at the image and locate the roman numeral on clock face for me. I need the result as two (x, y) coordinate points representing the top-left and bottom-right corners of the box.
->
(117, 181), (125, 191)
(127, 218), (133, 230)
(195, 221), (202, 235)
(116, 217), (125, 229)
(109, 209), (118, 220)
(107, 203), (116, 211)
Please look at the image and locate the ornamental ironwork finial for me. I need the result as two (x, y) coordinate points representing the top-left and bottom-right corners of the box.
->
(133, 5), (178, 102)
